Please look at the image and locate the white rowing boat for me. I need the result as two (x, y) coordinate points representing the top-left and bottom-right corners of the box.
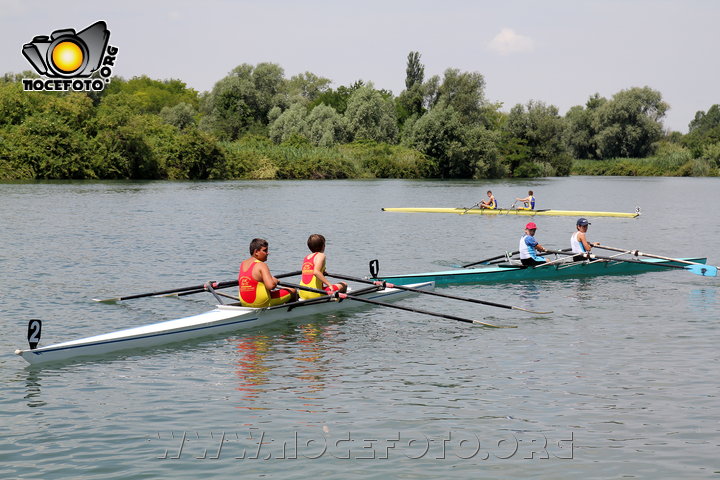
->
(16, 282), (433, 365)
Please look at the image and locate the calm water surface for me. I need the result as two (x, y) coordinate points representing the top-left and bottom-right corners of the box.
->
(1, 177), (719, 479)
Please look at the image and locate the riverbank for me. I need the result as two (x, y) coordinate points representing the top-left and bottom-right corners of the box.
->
(571, 157), (719, 177)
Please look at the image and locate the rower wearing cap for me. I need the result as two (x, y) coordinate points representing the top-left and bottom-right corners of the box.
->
(519, 222), (547, 266)
(571, 218), (599, 261)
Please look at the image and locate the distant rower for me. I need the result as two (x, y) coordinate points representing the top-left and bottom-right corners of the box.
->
(515, 190), (535, 210)
(480, 190), (497, 209)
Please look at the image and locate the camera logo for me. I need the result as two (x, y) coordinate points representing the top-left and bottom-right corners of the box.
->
(21, 21), (119, 92)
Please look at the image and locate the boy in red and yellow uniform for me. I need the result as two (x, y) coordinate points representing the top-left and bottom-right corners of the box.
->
(238, 238), (296, 308)
(299, 234), (347, 299)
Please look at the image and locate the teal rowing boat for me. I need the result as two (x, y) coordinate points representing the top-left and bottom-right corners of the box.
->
(380, 257), (708, 286)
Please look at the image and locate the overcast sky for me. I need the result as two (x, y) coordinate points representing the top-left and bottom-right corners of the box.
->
(2, 0), (717, 132)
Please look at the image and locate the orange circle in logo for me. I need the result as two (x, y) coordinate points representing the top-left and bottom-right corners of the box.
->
(51, 41), (83, 73)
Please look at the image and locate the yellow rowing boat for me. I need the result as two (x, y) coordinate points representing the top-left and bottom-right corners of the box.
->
(381, 207), (640, 218)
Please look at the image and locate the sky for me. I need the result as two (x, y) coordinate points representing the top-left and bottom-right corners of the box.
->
(1, 0), (718, 133)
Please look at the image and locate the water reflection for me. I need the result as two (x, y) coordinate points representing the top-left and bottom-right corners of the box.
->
(687, 288), (717, 312)
(230, 321), (340, 412)
(22, 369), (47, 408)
(232, 335), (273, 409)
(294, 323), (331, 406)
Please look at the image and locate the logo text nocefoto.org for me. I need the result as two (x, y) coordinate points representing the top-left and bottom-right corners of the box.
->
(21, 20), (118, 92)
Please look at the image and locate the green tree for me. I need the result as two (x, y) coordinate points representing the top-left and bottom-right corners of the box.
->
(506, 100), (571, 175)
(0, 81), (45, 126)
(160, 102), (197, 129)
(154, 127), (225, 180)
(200, 63), (286, 140)
(689, 104), (720, 133)
(564, 93), (606, 159)
(406, 105), (502, 178)
(2, 94), (96, 179)
(683, 104), (720, 157)
(405, 51), (424, 90)
(306, 104), (348, 146)
(287, 72), (332, 103)
(431, 68), (488, 125)
(268, 103), (309, 144)
(593, 86), (668, 158)
(344, 85), (398, 143)
(396, 51), (426, 125)
(310, 81), (365, 114)
(104, 76), (199, 113)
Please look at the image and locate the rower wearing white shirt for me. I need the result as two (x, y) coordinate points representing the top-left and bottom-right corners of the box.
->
(571, 218), (599, 261)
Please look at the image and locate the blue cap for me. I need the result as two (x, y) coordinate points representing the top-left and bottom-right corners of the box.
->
(576, 218), (590, 226)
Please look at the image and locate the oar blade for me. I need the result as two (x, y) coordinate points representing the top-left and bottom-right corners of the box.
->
(92, 297), (120, 304)
(685, 264), (717, 277)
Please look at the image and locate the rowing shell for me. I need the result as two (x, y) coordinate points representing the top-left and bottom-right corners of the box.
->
(16, 282), (433, 365)
(379, 258), (706, 286)
(381, 207), (640, 218)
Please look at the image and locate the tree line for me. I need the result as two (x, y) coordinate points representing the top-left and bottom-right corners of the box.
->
(1, 52), (719, 180)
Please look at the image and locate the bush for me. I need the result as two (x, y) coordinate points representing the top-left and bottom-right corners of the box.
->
(513, 161), (555, 178)
(339, 141), (437, 178)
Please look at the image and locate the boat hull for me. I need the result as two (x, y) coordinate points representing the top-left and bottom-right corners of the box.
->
(17, 282), (433, 365)
(381, 207), (640, 218)
(381, 258), (707, 286)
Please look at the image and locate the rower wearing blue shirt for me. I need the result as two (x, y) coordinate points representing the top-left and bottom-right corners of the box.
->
(515, 190), (535, 210)
(480, 190), (497, 209)
(519, 222), (547, 266)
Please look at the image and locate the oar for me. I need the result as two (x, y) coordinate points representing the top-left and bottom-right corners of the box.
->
(325, 272), (552, 315)
(532, 254), (576, 269)
(92, 280), (239, 303)
(280, 281), (513, 328)
(595, 245), (717, 277)
(173, 270), (304, 297)
(459, 203), (480, 215)
(459, 248), (572, 269)
(94, 270), (303, 303)
(460, 251), (520, 268)
(555, 251), (716, 276)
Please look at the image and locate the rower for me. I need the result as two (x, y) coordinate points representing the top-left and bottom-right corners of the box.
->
(514, 190), (535, 210)
(299, 234), (347, 299)
(238, 238), (297, 308)
(479, 190), (497, 209)
(519, 222), (547, 266)
(571, 218), (599, 261)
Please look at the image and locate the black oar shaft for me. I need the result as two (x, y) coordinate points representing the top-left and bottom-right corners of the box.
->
(462, 251), (520, 268)
(97, 270), (302, 303)
(98, 281), (236, 302)
(334, 293), (508, 328)
(462, 248), (572, 268)
(327, 273), (551, 314)
(282, 281), (507, 327)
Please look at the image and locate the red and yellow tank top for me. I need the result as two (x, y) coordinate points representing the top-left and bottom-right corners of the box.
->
(238, 260), (271, 307)
(299, 252), (324, 299)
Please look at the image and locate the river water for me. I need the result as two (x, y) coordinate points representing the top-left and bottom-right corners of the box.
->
(1, 177), (718, 479)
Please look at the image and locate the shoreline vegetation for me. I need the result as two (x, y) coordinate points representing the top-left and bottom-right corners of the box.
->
(2, 52), (719, 181)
